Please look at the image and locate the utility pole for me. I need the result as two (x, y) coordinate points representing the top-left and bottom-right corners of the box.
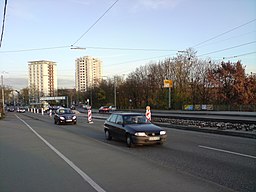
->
(168, 87), (171, 109)
(1, 75), (5, 114)
(15, 90), (20, 106)
(114, 77), (117, 107)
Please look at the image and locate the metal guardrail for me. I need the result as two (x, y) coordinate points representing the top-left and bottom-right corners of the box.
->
(77, 108), (256, 124)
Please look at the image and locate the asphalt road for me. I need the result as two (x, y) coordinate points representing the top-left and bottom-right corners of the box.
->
(1, 112), (255, 192)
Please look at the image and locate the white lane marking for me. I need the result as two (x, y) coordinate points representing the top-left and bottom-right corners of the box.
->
(16, 115), (106, 192)
(199, 145), (256, 159)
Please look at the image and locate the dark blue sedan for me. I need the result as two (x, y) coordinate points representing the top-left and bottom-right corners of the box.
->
(54, 108), (77, 125)
(104, 113), (167, 147)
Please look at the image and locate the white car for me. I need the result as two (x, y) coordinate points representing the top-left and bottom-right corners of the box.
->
(109, 106), (116, 111)
(17, 108), (26, 113)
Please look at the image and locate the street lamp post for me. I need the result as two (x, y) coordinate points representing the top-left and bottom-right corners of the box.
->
(1, 75), (5, 113)
(15, 90), (20, 106)
(169, 86), (171, 109)
(114, 77), (117, 107)
(168, 61), (171, 110)
(102, 76), (117, 107)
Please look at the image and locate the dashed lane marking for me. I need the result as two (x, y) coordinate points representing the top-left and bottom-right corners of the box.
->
(199, 145), (256, 159)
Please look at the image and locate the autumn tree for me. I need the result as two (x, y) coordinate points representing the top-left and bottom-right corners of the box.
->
(244, 73), (256, 105)
(207, 61), (253, 105)
(80, 50), (255, 111)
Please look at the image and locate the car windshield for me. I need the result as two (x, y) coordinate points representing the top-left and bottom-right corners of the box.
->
(59, 109), (73, 114)
(123, 115), (150, 124)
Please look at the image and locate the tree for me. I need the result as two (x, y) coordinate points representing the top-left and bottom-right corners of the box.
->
(245, 73), (256, 105)
(72, 51), (255, 111)
(207, 61), (254, 105)
(20, 87), (30, 106)
(172, 48), (197, 108)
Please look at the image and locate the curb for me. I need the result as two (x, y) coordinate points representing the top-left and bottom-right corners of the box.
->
(154, 122), (256, 139)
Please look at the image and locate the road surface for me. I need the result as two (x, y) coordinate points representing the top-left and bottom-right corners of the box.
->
(1, 112), (255, 192)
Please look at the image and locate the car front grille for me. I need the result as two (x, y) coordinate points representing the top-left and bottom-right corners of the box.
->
(146, 132), (160, 136)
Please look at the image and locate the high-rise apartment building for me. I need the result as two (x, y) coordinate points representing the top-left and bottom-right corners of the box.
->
(75, 56), (102, 92)
(28, 60), (57, 103)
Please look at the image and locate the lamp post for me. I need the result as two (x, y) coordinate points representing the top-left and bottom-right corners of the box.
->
(168, 60), (172, 110)
(90, 84), (93, 107)
(114, 77), (117, 107)
(102, 76), (117, 107)
(15, 90), (20, 106)
(1, 75), (4, 113)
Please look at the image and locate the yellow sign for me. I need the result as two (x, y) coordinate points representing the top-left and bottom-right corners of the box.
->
(164, 80), (173, 88)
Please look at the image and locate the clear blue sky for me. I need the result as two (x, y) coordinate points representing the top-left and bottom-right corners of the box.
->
(0, 0), (256, 89)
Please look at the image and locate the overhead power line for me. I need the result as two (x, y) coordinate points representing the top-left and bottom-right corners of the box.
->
(0, 45), (70, 53)
(71, 0), (120, 46)
(0, 0), (8, 47)
(84, 46), (179, 52)
(198, 41), (256, 57)
(106, 54), (175, 67)
(194, 30), (256, 49)
(0, 45), (179, 53)
(222, 51), (256, 60)
(192, 18), (256, 48)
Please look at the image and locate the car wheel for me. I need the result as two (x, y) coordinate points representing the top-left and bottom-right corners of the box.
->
(54, 119), (57, 124)
(57, 119), (60, 125)
(105, 130), (112, 140)
(73, 122), (77, 125)
(126, 134), (133, 148)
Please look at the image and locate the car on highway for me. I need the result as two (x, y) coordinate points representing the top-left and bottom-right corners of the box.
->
(7, 107), (15, 112)
(99, 106), (110, 113)
(109, 105), (116, 112)
(104, 113), (167, 147)
(17, 107), (26, 113)
(54, 108), (77, 125)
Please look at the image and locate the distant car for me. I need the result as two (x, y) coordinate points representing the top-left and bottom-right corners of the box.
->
(99, 106), (110, 113)
(17, 107), (26, 113)
(54, 108), (77, 125)
(104, 113), (167, 147)
(8, 107), (15, 112)
(109, 105), (116, 112)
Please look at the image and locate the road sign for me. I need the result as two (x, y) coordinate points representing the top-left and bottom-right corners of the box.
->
(164, 80), (173, 88)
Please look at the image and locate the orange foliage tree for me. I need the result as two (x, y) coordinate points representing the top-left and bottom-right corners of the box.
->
(207, 61), (256, 105)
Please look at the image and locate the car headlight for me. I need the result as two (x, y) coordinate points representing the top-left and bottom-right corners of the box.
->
(135, 132), (147, 136)
(160, 131), (166, 135)
(72, 116), (77, 120)
(60, 116), (65, 120)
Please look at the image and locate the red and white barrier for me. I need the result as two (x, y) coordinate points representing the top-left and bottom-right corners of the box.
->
(88, 107), (93, 123)
(145, 106), (151, 121)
